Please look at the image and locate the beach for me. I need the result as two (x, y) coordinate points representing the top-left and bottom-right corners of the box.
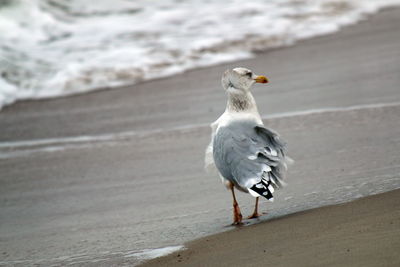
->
(142, 189), (400, 267)
(1, 7), (400, 267)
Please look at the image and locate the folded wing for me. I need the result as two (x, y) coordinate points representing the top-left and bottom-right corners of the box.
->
(212, 120), (288, 200)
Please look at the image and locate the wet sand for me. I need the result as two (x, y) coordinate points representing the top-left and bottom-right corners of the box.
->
(1, 7), (400, 267)
(142, 189), (400, 267)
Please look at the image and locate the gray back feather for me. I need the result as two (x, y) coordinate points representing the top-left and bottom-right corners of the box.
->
(213, 119), (287, 192)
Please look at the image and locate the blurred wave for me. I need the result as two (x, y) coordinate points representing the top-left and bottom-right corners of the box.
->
(1, 0), (399, 109)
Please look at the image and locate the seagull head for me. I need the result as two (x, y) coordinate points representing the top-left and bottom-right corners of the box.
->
(221, 67), (268, 93)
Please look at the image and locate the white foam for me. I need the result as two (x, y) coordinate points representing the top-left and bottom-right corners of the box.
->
(1, 0), (400, 109)
(0, 245), (184, 266)
(124, 245), (184, 260)
(264, 101), (400, 120)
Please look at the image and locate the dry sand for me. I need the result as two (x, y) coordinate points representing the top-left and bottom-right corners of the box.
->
(142, 189), (400, 267)
(0, 7), (400, 267)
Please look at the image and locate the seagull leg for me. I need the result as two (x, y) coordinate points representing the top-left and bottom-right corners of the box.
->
(229, 183), (243, 225)
(247, 197), (262, 219)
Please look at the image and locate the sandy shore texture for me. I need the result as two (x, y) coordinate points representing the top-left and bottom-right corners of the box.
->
(1, 7), (400, 267)
(142, 189), (400, 267)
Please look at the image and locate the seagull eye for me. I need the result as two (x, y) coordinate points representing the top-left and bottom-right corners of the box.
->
(246, 72), (252, 78)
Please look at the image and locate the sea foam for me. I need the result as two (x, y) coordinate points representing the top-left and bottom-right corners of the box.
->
(1, 0), (400, 109)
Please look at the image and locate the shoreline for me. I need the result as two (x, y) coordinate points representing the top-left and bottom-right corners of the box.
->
(1, 6), (400, 142)
(1, 7), (400, 266)
(141, 189), (400, 267)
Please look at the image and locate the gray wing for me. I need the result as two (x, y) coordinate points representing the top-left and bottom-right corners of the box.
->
(212, 119), (287, 199)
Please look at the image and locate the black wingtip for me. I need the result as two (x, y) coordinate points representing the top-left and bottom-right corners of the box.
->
(250, 180), (274, 200)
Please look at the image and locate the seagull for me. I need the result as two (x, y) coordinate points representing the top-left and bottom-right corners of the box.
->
(205, 67), (290, 225)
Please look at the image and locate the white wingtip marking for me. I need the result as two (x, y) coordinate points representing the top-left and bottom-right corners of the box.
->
(248, 188), (261, 197)
(268, 185), (274, 193)
(248, 155), (257, 160)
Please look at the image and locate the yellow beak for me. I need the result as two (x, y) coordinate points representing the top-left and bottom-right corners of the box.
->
(254, 75), (268, 83)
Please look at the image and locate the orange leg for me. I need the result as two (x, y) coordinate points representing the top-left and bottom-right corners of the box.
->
(247, 197), (262, 219)
(229, 183), (243, 225)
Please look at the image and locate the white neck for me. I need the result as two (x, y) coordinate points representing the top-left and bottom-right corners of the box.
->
(225, 87), (259, 114)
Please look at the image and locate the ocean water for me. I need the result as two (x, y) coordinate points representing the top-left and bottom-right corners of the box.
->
(1, 0), (400, 109)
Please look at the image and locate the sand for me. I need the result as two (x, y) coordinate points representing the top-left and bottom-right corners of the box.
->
(142, 189), (400, 267)
(0, 7), (400, 267)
